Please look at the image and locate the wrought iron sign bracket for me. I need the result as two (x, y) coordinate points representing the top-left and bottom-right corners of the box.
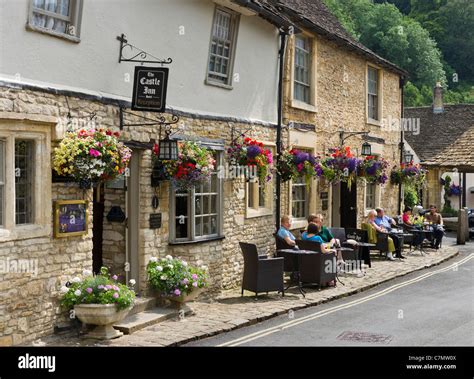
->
(119, 108), (179, 136)
(117, 34), (172, 65)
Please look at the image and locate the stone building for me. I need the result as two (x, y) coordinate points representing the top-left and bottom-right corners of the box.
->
(0, 0), (405, 345)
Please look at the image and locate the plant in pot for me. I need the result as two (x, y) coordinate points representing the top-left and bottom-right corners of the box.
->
(146, 256), (208, 314)
(60, 267), (136, 340)
(358, 155), (389, 185)
(277, 148), (322, 188)
(53, 129), (132, 189)
(321, 147), (360, 190)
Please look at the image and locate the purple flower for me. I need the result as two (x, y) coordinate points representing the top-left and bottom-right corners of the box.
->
(112, 285), (119, 291)
(112, 275), (118, 281)
(86, 287), (93, 294)
(182, 278), (189, 285)
(192, 274), (198, 280)
(247, 145), (261, 159)
(192, 282), (198, 287)
(174, 289), (181, 296)
(105, 285), (112, 290)
(98, 285), (104, 290)
(113, 292), (119, 299)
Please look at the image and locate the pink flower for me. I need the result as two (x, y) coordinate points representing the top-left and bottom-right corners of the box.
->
(112, 285), (119, 291)
(98, 285), (104, 290)
(112, 275), (118, 280)
(86, 287), (93, 294)
(105, 285), (112, 290)
(113, 292), (119, 299)
(89, 148), (100, 157)
(192, 274), (198, 280)
(174, 289), (181, 296)
(192, 282), (198, 287)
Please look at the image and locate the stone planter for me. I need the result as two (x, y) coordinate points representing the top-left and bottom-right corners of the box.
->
(163, 288), (204, 314)
(74, 304), (132, 340)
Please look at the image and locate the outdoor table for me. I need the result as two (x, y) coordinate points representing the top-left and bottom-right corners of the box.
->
(279, 248), (344, 297)
(353, 242), (375, 268)
(405, 229), (433, 255)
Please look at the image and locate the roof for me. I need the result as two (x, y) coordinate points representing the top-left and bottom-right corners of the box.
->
(269, 0), (407, 77)
(405, 104), (474, 172)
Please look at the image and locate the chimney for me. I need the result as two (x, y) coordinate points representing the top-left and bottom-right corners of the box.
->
(433, 82), (444, 114)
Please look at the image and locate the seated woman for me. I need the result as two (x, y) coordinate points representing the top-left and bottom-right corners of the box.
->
(302, 223), (332, 254)
(365, 209), (397, 261)
(402, 206), (413, 226)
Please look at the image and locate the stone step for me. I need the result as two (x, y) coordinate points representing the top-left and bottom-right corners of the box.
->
(129, 297), (156, 316)
(114, 307), (177, 335)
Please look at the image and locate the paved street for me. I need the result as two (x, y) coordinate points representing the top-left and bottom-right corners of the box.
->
(187, 239), (474, 346)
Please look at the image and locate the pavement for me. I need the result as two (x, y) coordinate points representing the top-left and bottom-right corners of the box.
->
(30, 236), (471, 347)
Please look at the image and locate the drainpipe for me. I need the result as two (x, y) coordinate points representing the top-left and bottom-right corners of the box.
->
(398, 77), (406, 214)
(276, 30), (287, 232)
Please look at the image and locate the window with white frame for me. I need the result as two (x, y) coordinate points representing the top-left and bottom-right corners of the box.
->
(0, 123), (52, 242)
(368, 66), (379, 121)
(0, 139), (4, 227)
(28, 0), (82, 39)
(246, 146), (274, 217)
(294, 35), (312, 103)
(171, 152), (222, 242)
(292, 176), (309, 220)
(206, 6), (239, 87)
(365, 182), (376, 210)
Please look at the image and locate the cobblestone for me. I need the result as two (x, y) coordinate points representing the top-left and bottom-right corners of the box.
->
(32, 246), (459, 347)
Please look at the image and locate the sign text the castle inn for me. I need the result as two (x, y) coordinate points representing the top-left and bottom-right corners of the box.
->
(132, 66), (169, 112)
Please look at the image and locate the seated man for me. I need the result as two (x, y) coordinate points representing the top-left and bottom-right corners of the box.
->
(277, 215), (296, 247)
(366, 210), (396, 261)
(425, 205), (444, 249)
(375, 208), (406, 259)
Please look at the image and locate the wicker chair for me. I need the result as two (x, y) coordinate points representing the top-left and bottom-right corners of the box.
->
(361, 223), (393, 258)
(239, 242), (284, 297)
(328, 227), (358, 261)
(345, 228), (372, 268)
(294, 239), (337, 290)
(274, 234), (296, 272)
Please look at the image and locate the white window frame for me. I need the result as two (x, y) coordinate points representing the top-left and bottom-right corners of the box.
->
(205, 6), (240, 89)
(0, 114), (54, 242)
(26, 0), (83, 43)
(169, 151), (224, 243)
(367, 65), (383, 125)
(290, 33), (317, 113)
(245, 144), (274, 218)
(364, 181), (380, 216)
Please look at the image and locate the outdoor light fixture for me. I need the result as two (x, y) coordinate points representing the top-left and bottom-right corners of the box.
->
(361, 141), (372, 156)
(157, 128), (178, 161)
(404, 151), (414, 164)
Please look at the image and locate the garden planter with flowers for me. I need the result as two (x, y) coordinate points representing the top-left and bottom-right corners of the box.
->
(60, 267), (136, 339)
(152, 141), (215, 190)
(277, 149), (322, 188)
(227, 136), (273, 184)
(53, 129), (132, 188)
(321, 147), (360, 190)
(358, 155), (389, 185)
(390, 163), (427, 188)
(147, 256), (208, 313)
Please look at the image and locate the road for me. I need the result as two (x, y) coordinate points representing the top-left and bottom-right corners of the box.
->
(187, 240), (474, 347)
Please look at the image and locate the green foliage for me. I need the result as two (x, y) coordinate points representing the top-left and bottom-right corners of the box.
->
(147, 256), (208, 297)
(403, 183), (418, 208)
(60, 267), (135, 311)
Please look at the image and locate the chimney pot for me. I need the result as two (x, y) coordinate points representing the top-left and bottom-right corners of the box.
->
(433, 82), (444, 114)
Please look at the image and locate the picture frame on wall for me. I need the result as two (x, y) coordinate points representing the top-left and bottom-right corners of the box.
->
(53, 200), (89, 238)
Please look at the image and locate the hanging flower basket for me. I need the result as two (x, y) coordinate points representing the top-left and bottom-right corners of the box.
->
(447, 184), (462, 196)
(358, 155), (389, 185)
(227, 136), (273, 184)
(277, 149), (322, 188)
(53, 129), (132, 186)
(390, 163), (427, 188)
(321, 147), (360, 190)
(152, 141), (215, 191)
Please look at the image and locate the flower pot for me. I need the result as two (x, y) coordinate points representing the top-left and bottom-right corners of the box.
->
(163, 287), (204, 314)
(74, 304), (132, 340)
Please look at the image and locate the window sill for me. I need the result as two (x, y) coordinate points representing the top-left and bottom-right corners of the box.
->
(245, 208), (273, 219)
(26, 24), (80, 43)
(290, 100), (317, 113)
(366, 118), (382, 127)
(0, 224), (51, 243)
(204, 79), (233, 90)
(168, 235), (225, 246)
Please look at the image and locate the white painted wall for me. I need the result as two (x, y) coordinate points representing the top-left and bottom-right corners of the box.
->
(0, 0), (279, 123)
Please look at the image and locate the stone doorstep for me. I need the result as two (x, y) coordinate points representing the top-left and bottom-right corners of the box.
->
(114, 306), (182, 335)
(128, 296), (156, 316)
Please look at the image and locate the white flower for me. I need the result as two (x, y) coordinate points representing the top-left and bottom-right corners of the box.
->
(201, 265), (208, 271)
(182, 261), (188, 267)
(156, 266), (163, 272)
(149, 257), (158, 263)
(129, 279), (136, 286)
(165, 255), (173, 260)
(82, 269), (92, 277)
(60, 286), (69, 294)
(160, 275), (167, 280)
(71, 277), (81, 283)
(74, 289), (81, 296)
(167, 265), (173, 269)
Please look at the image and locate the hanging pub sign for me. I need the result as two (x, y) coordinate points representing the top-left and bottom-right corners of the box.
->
(131, 66), (169, 112)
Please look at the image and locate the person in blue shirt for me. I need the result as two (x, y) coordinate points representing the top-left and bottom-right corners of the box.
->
(301, 223), (333, 253)
(375, 208), (405, 259)
(277, 215), (296, 247)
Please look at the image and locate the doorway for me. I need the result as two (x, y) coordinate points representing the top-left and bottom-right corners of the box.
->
(340, 182), (357, 228)
(126, 152), (141, 288)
